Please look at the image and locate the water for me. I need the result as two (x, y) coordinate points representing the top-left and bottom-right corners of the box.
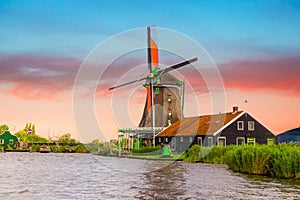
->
(0, 153), (299, 199)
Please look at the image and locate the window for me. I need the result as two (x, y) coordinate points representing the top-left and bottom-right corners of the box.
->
(189, 137), (193, 143)
(237, 121), (244, 130)
(168, 110), (172, 116)
(248, 121), (254, 131)
(167, 95), (171, 102)
(267, 138), (274, 145)
(165, 137), (169, 143)
(217, 137), (226, 146)
(208, 137), (213, 146)
(180, 137), (183, 142)
(247, 138), (255, 145)
(197, 137), (202, 146)
(9, 139), (14, 145)
(0, 139), (4, 144)
(158, 137), (161, 143)
(168, 120), (171, 126)
(236, 137), (245, 145)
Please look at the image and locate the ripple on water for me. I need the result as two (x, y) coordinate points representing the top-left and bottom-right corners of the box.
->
(0, 153), (299, 199)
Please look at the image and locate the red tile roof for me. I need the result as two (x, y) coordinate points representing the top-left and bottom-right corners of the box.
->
(156, 111), (243, 137)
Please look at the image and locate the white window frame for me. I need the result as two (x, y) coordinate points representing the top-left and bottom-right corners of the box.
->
(208, 137), (213, 146)
(0, 139), (4, 144)
(180, 137), (183, 142)
(248, 121), (255, 131)
(237, 121), (244, 130)
(189, 137), (193, 143)
(9, 139), (14, 145)
(236, 137), (245, 145)
(217, 137), (226, 146)
(197, 137), (202, 146)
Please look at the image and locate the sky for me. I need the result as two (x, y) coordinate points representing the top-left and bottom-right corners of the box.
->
(0, 0), (300, 142)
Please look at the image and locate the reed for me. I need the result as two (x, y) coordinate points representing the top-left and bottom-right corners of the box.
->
(183, 144), (300, 179)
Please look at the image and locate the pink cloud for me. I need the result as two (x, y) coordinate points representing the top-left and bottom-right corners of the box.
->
(0, 54), (81, 100)
(219, 57), (300, 97)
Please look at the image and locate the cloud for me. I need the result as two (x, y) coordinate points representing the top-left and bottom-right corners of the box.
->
(219, 57), (300, 97)
(0, 54), (81, 100)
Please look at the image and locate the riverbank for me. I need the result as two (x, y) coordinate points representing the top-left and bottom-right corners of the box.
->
(0, 143), (89, 153)
(107, 143), (300, 179)
(182, 143), (300, 179)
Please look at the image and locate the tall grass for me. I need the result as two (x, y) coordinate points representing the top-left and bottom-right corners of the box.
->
(183, 144), (300, 179)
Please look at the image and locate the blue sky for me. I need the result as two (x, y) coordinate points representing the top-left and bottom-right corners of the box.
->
(0, 0), (300, 140)
(1, 0), (300, 62)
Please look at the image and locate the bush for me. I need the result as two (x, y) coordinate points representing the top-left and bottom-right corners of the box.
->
(132, 145), (161, 155)
(74, 144), (89, 153)
(183, 145), (201, 162)
(50, 145), (58, 152)
(31, 144), (40, 152)
(183, 144), (300, 179)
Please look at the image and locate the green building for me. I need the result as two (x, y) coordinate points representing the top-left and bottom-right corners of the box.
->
(0, 131), (18, 148)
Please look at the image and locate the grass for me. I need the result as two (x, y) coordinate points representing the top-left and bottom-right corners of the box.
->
(182, 144), (300, 179)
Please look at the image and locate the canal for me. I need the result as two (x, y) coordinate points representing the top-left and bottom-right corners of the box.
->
(0, 153), (299, 199)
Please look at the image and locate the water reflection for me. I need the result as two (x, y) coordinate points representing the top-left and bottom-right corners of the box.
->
(0, 153), (299, 199)
(136, 162), (186, 199)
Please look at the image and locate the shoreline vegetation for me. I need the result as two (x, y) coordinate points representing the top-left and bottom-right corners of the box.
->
(180, 143), (300, 179)
(0, 143), (89, 153)
(91, 141), (300, 179)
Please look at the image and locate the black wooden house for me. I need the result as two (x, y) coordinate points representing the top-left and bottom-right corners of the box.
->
(155, 107), (277, 152)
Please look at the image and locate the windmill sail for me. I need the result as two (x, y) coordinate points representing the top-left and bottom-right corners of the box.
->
(146, 27), (159, 115)
(150, 38), (158, 67)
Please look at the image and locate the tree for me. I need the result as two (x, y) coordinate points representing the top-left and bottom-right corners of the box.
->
(15, 130), (48, 143)
(24, 123), (29, 132)
(15, 130), (27, 142)
(32, 124), (36, 135)
(58, 133), (77, 144)
(0, 124), (9, 134)
(92, 139), (99, 145)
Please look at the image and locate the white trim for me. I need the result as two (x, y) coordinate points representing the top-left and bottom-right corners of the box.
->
(236, 137), (245, 145)
(217, 137), (226, 146)
(9, 139), (14, 145)
(197, 137), (202, 146)
(213, 111), (246, 136)
(208, 137), (213, 146)
(248, 121), (255, 131)
(245, 112), (274, 134)
(237, 121), (244, 130)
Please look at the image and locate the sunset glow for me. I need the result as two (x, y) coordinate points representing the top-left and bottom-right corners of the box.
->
(1, 0), (300, 142)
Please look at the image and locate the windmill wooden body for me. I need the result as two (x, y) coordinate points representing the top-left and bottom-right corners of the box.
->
(109, 26), (197, 147)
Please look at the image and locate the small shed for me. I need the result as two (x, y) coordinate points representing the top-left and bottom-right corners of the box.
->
(0, 131), (18, 148)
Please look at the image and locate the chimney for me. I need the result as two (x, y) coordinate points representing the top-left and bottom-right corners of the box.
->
(232, 106), (238, 114)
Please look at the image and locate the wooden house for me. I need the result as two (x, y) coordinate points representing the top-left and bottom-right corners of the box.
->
(155, 107), (277, 152)
(0, 131), (18, 148)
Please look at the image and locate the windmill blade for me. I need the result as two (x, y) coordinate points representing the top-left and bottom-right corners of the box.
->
(108, 57), (198, 91)
(109, 77), (148, 91)
(157, 57), (198, 76)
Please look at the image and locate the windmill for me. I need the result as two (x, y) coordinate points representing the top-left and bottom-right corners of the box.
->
(109, 26), (197, 146)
